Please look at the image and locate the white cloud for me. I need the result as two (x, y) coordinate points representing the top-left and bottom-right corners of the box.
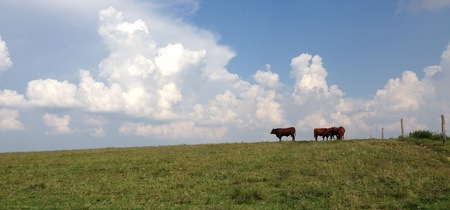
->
(27, 79), (80, 108)
(157, 83), (182, 118)
(0, 36), (13, 74)
(155, 43), (206, 76)
(0, 109), (24, 131)
(92, 7), (212, 120)
(297, 113), (331, 132)
(253, 65), (283, 89)
(0, 5), (235, 125)
(286, 53), (350, 134)
(77, 5), (288, 132)
(43, 113), (73, 134)
(369, 71), (434, 112)
(0, 90), (27, 107)
(98, 7), (157, 85)
(290, 54), (344, 105)
(255, 90), (284, 124)
(201, 90), (241, 125)
(77, 70), (125, 113)
(291, 54), (328, 92)
(72, 6), (287, 137)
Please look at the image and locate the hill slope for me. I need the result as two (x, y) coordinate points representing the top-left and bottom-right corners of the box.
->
(1, 139), (449, 209)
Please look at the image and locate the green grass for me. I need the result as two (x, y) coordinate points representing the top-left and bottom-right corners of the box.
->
(1, 139), (449, 209)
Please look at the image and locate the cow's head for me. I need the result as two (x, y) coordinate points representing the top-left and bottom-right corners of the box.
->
(270, 129), (276, 134)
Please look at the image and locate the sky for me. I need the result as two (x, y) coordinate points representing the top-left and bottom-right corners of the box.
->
(1, 0), (450, 152)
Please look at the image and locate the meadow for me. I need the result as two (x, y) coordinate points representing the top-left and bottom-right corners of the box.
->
(1, 138), (449, 209)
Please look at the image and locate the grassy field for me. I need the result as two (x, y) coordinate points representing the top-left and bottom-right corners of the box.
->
(1, 138), (449, 209)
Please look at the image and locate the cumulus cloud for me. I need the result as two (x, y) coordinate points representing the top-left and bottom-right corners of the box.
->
(0, 90), (27, 107)
(35, 6), (285, 139)
(157, 83), (182, 118)
(27, 79), (80, 108)
(369, 71), (434, 112)
(0, 5), (245, 140)
(0, 36), (13, 73)
(43, 113), (73, 134)
(77, 70), (125, 113)
(291, 54), (344, 105)
(0, 109), (24, 131)
(253, 64), (283, 89)
(288, 53), (350, 134)
(155, 43), (206, 76)
(255, 90), (284, 123)
(83, 6), (286, 132)
(200, 90), (241, 125)
(291, 54), (329, 92)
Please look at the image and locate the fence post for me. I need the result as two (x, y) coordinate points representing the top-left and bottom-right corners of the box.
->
(382, 128), (384, 140)
(401, 119), (404, 138)
(442, 114), (447, 145)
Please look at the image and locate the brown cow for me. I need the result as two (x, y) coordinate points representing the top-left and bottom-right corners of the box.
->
(314, 128), (334, 141)
(271, 127), (296, 142)
(336, 126), (345, 140)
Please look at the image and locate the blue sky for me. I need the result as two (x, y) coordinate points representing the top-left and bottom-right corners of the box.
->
(1, 0), (450, 152)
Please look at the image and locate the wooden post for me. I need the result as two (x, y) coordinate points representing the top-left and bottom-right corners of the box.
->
(442, 114), (447, 145)
(401, 119), (404, 138)
(382, 128), (384, 140)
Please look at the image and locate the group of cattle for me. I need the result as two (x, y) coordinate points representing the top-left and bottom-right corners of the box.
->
(270, 126), (345, 142)
(313, 127), (345, 141)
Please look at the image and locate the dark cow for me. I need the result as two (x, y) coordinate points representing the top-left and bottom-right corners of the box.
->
(329, 127), (338, 140)
(327, 126), (345, 140)
(314, 128), (334, 141)
(271, 127), (296, 142)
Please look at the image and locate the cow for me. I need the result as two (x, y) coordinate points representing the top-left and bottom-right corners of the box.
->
(314, 128), (334, 141)
(329, 127), (338, 140)
(336, 126), (345, 140)
(270, 127), (296, 142)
